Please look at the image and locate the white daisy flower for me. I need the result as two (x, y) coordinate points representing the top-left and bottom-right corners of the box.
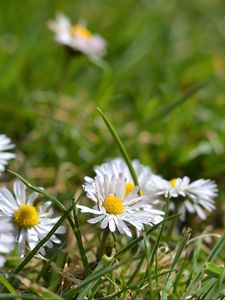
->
(78, 173), (164, 237)
(0, 221), (15, 267)
(0, 181), (65, 256)
(48, 13), (107, 59)
(87, 157), (157, 204)
(0, 134), (16, 174)
(148, 175), (218, 220)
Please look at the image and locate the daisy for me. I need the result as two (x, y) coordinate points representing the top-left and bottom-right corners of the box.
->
(87, 157), (157, 204)
(0, 134), (16, 174)
(48, 13), (107, 59)
(0, 181), (65, 256)
(78, 173), (164, 237)
(148, 175), (218, 220)
(0, 221), (15, 267)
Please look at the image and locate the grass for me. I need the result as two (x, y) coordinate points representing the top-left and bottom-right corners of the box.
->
(0, 0), (225, 299)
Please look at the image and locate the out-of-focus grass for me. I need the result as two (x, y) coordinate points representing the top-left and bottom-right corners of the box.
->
(0, 0), (224, 209)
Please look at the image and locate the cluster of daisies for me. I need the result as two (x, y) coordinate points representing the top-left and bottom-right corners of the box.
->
(78, 158), (218, 237)
(0, 132), (218, 267)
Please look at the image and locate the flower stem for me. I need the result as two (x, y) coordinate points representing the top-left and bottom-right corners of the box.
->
(97, 228), (110, 261)
(73, 197), (91, 277)
(165, 208), (178, 241)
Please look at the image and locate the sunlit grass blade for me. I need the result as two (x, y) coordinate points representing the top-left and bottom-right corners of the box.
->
(0, 275), (21, 300)
(8, 170), (67, 211)
(204, 263), (225, 283)
(97, 107), (139, 187)
(207, 230), (225, 262)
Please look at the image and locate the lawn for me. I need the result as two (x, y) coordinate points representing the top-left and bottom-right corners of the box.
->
(0, 0), (225, 299)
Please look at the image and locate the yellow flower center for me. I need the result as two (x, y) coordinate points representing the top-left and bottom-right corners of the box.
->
(125, 182), (135, 196)
(14, 204), (39, 228)
(125, 182), (143, 196)
(169, 178), (177, 187)
(71, 25), (92, 39)
(103, 194), (124, 215)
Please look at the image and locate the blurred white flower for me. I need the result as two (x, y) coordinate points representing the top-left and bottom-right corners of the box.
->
(148, 175), (218, 220)
(48, 13), (107, 59)
(78, 173), (164, 237)
(0, 221), (15, 267)
(0, 181), (65, 256)
(0, 134), (16, 174)
(89, 157), (157, 204)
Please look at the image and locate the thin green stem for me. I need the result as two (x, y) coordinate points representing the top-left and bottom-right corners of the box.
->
(165, 206), (178, 241)
(72, 193), (90, 277)
(149, 194), (171, 267)
(127, 255), (145, 285)
(97, 228), (110, 261)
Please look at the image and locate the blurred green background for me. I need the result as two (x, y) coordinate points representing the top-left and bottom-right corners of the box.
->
(0, 0), (224, 214)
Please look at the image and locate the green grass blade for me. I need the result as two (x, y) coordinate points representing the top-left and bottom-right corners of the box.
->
(0, 294), (42, 299)
(145, 79), (212, 125)
(127, 255), (145, 285)
(97, 107), (139, 187)
(77, 256), (113, 299)
(182, 230), (225, 299)
(115, 214), (179, 259)
(204, 262), (225, 283)
(207, 230), (225, 262)
(162, 228), (191, 298)
(72, 196), (91, 277)
(0, 275), (21, 300)
(48, 249), (67, 291)
(8, 170), (67, 211)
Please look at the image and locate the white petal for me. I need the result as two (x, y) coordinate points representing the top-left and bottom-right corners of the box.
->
(100, 216), (109, 229)
(14, 181), (26, 205)
(77, 205), (102, 215)
(88, 215), (105, 224)
(108, 218), (116, 232)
